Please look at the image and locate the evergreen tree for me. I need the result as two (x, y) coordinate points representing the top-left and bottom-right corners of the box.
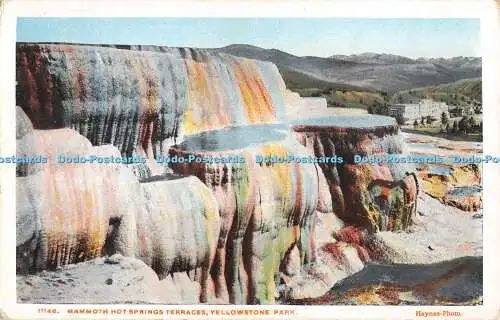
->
(468, 116), (477, 132)
(395, 114), (405, 125)
(458, 116), (468, 134)
(441, 112), (449, 125)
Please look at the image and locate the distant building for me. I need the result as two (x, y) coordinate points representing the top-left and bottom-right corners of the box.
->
(449, 105), (475, 117)
(449, 107), (465, 117)
(388, 99), (449, 121)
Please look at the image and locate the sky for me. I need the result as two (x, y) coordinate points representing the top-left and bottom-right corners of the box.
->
(16, 18), (481, 58)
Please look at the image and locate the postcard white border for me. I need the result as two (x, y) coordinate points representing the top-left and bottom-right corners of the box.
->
(1, 1), (499, 319)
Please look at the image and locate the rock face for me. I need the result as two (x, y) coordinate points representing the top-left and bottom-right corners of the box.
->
(293, 116), (418, 232)
(16, 126), (221, 302)
(127, 174), (221, 303)
(16, 129), (114, 273)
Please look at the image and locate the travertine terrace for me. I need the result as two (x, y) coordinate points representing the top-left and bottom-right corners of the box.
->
(16, 43), (425, 304)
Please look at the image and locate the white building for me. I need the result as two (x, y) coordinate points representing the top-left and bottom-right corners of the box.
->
(388, 99), (448, 121)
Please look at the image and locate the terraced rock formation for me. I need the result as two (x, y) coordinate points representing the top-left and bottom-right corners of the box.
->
(16, 125), (221, 302)
(16, 43), (287, 170)
(15, 43), (428, 305)
(404, 133), (482, 212)
(292, 116), (418, 232)
(168, 124), (319, 304)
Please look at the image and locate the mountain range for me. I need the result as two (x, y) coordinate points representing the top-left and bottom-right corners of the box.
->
(211, 44), (481, 93)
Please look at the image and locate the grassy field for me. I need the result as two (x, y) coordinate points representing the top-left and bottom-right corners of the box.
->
(293, 87), (388, 111)
(391, 79), (482, 107)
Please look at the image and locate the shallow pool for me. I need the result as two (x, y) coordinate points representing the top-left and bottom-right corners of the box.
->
(291, 115), (397, 128)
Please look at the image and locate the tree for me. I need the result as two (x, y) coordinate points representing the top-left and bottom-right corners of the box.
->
(452, 120), (459, 133)
(441, 112), (449, 125)
(367, 106), (373, 114)
(426, 116), (433, 125)
(413, 119), (419, 128)
(468, 116), (477, 132)
(458, 116), (469, 134)
(395, 114), (405, 125)
(420, 117), (425, 126)
(446, 123), (452, 133)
